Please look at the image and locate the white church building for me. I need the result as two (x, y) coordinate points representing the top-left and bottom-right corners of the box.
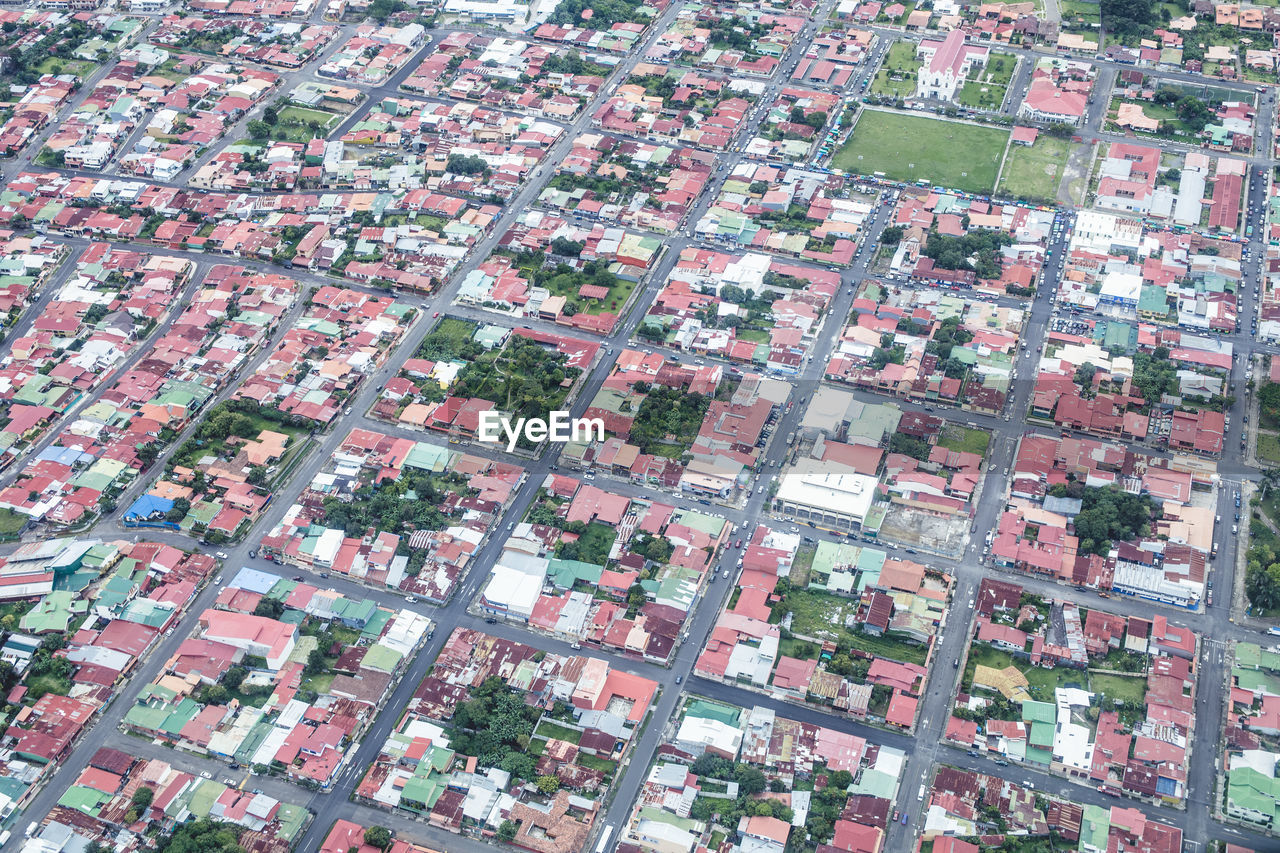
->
(915, 29), (989, 102)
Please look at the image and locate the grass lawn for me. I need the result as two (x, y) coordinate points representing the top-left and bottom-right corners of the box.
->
(536, 720), (583, 744)
(736, 328), (771, 344)
(268, 107), (342, 143)
(577, 753), (617, 776)
(0, 507), (26, 538)
(998, 134), (1073, 202)
(420, 317), (476, 353)
(834, 111), (1009, 194)
(845, 628), (928, 665)
(937, 424), (991, 458)
(779, 636), (822, 659)
(790, 544), (816, 586)
(278, 106), (342, 130)
(870, 41), (922, 98)
(1258, 489), (1280, 529)
(958, 52), (1016, 110)
(1258, 432), (1280, 465)
(1058, 0), (1101, 21)
(34, 57), (94, 78)
(26, 674), (71, 701)
(301, 671), (335, 696)
(1089, 672), (1147, 705)
(783, 588), (852, 641)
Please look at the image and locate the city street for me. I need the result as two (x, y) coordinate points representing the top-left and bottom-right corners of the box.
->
(0, 6), (1276, 853)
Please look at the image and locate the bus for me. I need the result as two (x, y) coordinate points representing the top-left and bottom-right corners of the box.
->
(595, 825), (615, 853)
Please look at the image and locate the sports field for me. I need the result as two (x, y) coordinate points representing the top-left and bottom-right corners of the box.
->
(833, 110), (1010, 194)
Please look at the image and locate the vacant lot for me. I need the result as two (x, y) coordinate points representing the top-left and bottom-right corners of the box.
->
(1089, 672), (1147, 706)
(272, 107), (343, 141)
(999, 134), (1074, 202)
(834, 111), (1009, 194)
(938, 424), (991, 458)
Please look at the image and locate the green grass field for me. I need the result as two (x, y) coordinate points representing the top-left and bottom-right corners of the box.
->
(270, 107), (343, 142)
(957, 53), (1017, 110)
(0, 507), (26, 538)
(1059, 0), (1101, 22)
(870, 41), (922, 98)
(1258, 431), (1280, 465)
(937, 424), (991, 458)
(1089, 672), (1147, 706)
(998, 135), (1073, 202)
(834, 110), (1009, 193)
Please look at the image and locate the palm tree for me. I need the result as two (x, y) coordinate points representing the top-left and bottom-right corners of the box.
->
(1261, 469), (1279, 500)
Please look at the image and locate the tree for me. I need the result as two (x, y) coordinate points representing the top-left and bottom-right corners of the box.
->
(263, 106), (279, 126)
(304, 647), (326, 676)
(1247, 556), (1280, 612)
(166, 497), (191, 523)
(367, 0), (407, 21)
(880, 225), (904, 245)
(363, 827), (392, 850)
(735, 765), (766, 795)
(222, 666), (248, 690)
(500, 751), (535, 781)
(246, 465), (268, 486)
(1174, 95), (1214, 133)
(1101, 0), (1154, 35)
(446, 154), (489, 176)
(626, 583), (647, 610)
(246, 120), (271, 139)
(197, 684), (230, 705)
(136, 441), (160, 468)
(253, 597), (285, 620)
(550, 237), (584, 257)
(497, 821), (518, 842)
(535, 774), (561, 795)
(158, 818), (244, 853)
(132, 786), (155, 810)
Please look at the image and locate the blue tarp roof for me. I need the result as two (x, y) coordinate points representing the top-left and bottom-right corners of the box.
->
(123, 494), (173, 520)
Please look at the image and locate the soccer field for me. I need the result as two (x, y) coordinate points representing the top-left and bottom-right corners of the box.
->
(833, 110), (1010, 194)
